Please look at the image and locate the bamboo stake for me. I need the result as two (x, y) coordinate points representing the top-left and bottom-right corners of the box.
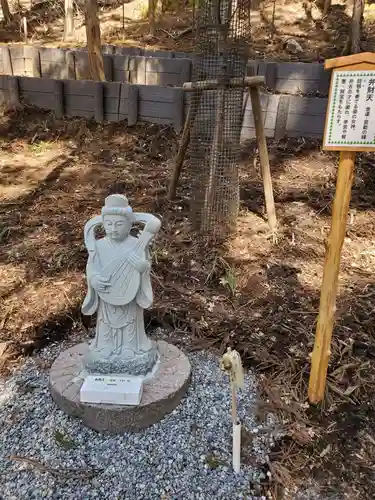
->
(221, 348), (244, 474)
(308, 151), (356, 404)
(231, 383), (237, 424)
(249, 85), (277, 234)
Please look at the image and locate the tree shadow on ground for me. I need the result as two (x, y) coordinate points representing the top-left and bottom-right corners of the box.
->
(210, 229), (375, 498)
(239, 137), (375, 220)
(0, 106), (177, 346)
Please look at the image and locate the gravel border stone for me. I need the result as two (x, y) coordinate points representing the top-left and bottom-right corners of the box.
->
(49, 340), (191, 432)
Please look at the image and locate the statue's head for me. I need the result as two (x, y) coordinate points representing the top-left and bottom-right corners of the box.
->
(101, 194), (134, 242)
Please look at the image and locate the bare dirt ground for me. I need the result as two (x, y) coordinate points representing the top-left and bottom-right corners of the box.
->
(1, 107), (375, 499)
(0, 0), (375, 62)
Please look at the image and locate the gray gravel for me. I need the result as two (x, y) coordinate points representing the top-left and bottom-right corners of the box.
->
(0, 338), (279, 499)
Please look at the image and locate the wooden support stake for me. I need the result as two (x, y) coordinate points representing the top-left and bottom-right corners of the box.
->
(308, 151), (356, 404)
(183, 76), (264, 92)
(249, 85), (277, 233)
(168, 91), (201, 200)
(168, 106), (192, 200)
(169, 77), (276, 229)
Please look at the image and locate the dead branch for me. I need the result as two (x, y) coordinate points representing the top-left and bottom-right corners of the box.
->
(9, 455), (101, 480)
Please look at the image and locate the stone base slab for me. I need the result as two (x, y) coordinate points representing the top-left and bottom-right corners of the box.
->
(49, 340), (191, 433)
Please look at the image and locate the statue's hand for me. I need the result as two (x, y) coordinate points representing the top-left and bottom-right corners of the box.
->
(137, 260), (151, 274)
(90, 274), (111, 293)
(145, 217), (161, 235)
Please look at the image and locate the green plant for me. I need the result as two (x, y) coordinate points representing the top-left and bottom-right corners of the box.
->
(205, 453), (223, 469)
(218, 258), (237, 296)
(53, 429), (76, 450)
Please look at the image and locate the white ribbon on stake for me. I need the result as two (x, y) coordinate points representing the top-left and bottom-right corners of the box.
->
(220, 347), (244, 474)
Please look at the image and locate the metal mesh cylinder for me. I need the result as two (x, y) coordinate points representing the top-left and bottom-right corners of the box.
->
(189, 0), (251, 238)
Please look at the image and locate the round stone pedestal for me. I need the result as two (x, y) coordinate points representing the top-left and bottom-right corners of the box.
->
(49, 341), (191, 433)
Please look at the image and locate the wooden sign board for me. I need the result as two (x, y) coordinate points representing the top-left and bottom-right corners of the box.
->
(323, 53), (375, 152)
(309, 53), (375, 405)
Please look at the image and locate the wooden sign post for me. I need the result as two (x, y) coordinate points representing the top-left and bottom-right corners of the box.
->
(308, 53), (375, 404)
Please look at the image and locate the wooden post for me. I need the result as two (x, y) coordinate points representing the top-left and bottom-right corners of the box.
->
(249, 85), (277, 233)
(308, 52), (375, 403)
(308, 151), (355, 403)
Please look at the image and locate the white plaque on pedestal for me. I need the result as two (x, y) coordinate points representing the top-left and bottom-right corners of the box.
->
(80, 375), (143, 405)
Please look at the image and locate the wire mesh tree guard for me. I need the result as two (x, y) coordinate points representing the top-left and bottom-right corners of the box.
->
(168, 0), (277, 240)
(188, 0), (251, 238)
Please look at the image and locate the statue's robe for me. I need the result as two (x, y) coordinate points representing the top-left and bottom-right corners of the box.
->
(82, 234), (153, 357)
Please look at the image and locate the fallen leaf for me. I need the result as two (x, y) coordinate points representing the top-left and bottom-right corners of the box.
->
(320, 444), (331, 458)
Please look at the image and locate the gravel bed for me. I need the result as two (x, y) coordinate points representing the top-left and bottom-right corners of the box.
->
(0, 336), (278, 500)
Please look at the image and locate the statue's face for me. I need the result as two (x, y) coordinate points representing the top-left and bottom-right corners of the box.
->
(103, 215), (131, 242)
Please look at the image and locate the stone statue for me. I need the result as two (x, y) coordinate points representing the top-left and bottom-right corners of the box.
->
(81, 194), (161, 376)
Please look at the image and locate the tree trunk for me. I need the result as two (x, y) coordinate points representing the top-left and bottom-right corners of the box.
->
(303, 0), (313, 20)
(349, 0), (365, 54)
(148, 0), (156, 37)
(1, 0), (12, 24)
(22, 16), (27, 43)
(85, 0), (105, 81)
(64, 0), (74, 40)
(323, 0), (331, 16)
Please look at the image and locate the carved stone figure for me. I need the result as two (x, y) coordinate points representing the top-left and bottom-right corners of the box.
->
(81, 194), (161, 376)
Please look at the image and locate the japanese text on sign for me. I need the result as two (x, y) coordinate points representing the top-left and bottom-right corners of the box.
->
(324, 71), (375, 148)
